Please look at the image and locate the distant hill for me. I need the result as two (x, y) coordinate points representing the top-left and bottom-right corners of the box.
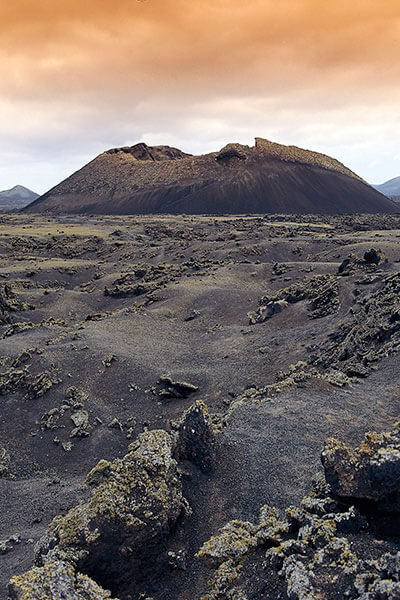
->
(24, 138), (397, 215)
(0, 185), (39, 210)
(372, 176), (400, 202)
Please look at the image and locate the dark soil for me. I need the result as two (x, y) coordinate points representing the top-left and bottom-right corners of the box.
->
(1, 212), (400, 599)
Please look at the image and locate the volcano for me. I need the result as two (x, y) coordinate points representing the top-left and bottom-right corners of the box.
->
(24, 138), (397, 215)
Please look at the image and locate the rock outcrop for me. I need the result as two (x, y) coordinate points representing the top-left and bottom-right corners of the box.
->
(7, 402), (400, 599)
(0, 284), (33, 325)
(322, 423), (400, 512)
(23, 139), (396, 215)
(338, 247), (386, 275)
(9, 429), (188, 599)
(198, 423), (400, 600)
(8, 560), (118, 600)
(8, 401), (218, 600)
(314, 272), (400, 377)
(248, 274), (340, 324)
(175, 400), (216, 472)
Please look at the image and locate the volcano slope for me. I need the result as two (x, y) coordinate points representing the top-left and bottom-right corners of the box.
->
(1, 212), (400, 599)
(23, 138), (396, 215)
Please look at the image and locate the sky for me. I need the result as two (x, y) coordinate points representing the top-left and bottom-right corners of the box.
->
(1, 0), (400, 194)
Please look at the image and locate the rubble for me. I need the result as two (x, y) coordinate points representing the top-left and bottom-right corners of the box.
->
(313, 272), (400, 376)
(338, 248), (386, 275)
(0, 283), (33, 325)
(250, 274), (340, 324)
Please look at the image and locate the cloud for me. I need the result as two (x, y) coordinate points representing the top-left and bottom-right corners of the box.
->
(0, 0), (400, 191)
(2, 0), (400, 102)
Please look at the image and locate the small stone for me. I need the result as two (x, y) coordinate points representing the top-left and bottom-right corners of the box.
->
(70, 410), (89, 429)
(108, 418), (123, 431)
(184, 309), (200, 321)
(159, 375), (198, 399)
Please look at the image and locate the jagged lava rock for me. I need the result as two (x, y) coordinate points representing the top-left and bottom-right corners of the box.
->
(31, 429), (188, 593)
(175, 400), (216, 473)
(8, 560), (117, 600)
(322, 423), (400, 511)
(198, 423), (400, 600)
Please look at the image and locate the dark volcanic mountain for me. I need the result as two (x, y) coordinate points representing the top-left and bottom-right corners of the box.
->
(0, 185), (39, 210)
(24, 138), (397, 215)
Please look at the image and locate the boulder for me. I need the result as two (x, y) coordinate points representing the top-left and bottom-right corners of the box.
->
(8, 560), (117, 600)
(322, 424), (400, 512)
(175, 400), (216, 472)
(30, 429), (188, 595)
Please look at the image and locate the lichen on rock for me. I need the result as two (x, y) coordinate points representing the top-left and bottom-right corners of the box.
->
(322, 422), (400, 511)
(198, 423), (400, 600)
(8, 559), (117, 600)
(338, 247), (386, 276)
(0, 283), (34, 326)
(250, 274), (340, 325)
(12, 428), (190, 599)
(314, 272), (400, 376)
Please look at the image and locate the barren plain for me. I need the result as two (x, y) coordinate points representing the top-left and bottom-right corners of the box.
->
(1, 212), (400, 600)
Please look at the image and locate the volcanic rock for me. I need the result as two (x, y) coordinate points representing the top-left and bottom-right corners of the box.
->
(322, 423), (400, 512)
(314, 272), (400, 375)
(248, 299), (288, 324)
(175, 400), (216, 473)
(0, 284), (33, 325)
(24, 139), (397, 215)
(198, 423), (400, 600)
(338, 248), (386, 275)
(158, 375), (199, 399)
(249, 274), (340, 323)
(18, 429), (188, 598)
(2, 211), (400, 600)
(8, 560), (117, 600)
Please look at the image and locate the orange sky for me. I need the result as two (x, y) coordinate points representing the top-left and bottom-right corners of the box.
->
(1, 0), (400, 193)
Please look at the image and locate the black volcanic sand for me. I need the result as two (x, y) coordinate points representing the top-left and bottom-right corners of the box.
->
(1, 212), (400, 599)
